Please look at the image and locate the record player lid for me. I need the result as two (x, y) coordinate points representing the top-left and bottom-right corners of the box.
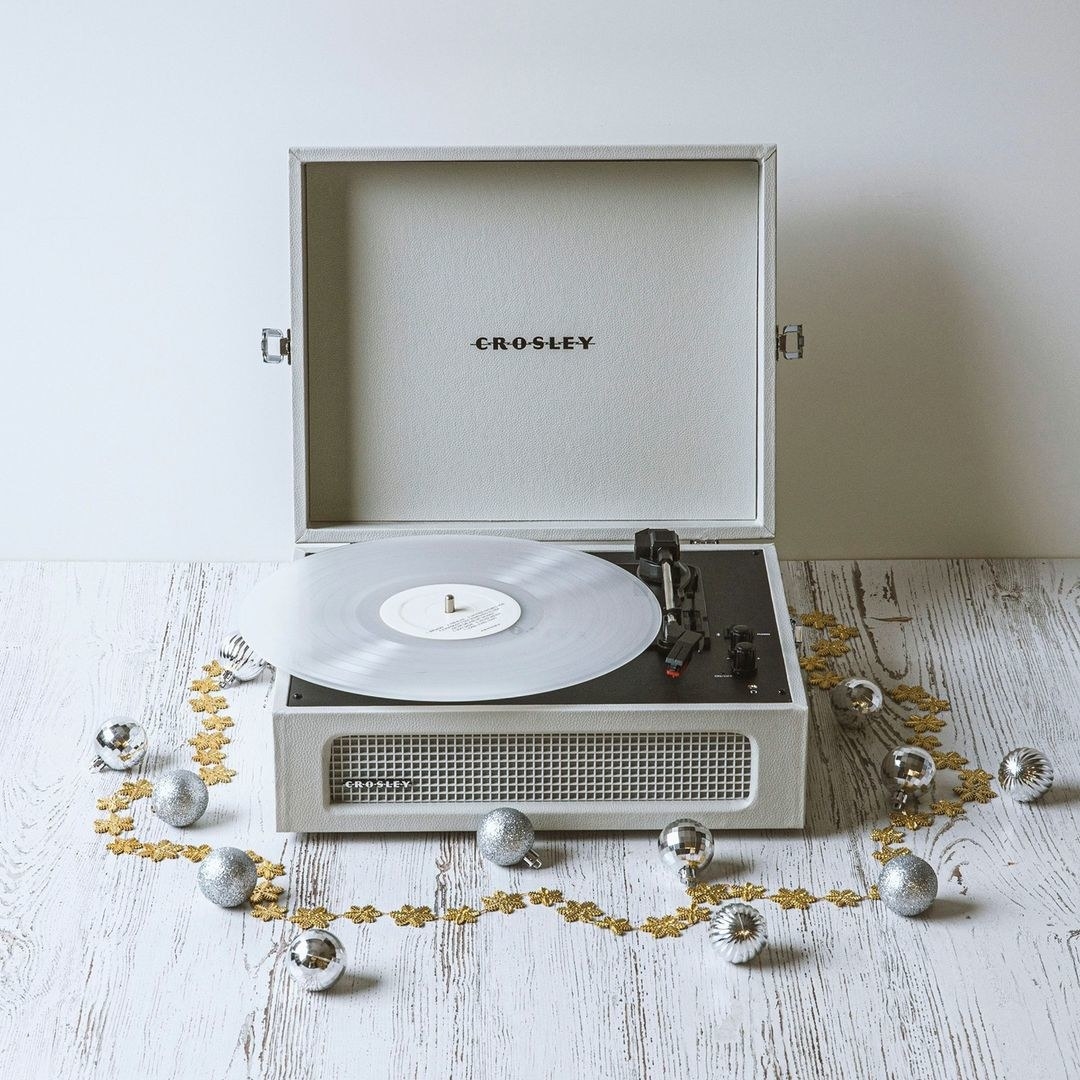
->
(288, 145), (777, 545)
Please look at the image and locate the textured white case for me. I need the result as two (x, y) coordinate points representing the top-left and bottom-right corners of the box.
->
(270, 145), (808, 832)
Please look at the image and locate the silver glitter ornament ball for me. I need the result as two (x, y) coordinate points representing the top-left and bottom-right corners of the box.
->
(285, 929), (347, 992)
(151, 769), (209, 827)
(998, 746), (1054, 802)
(217, 631), (268, 687)
(197, 846), (258, 907)
(91, 718), (148, 772)
(880, 745), (936, 810)
(877, 852), (938, 916)
(476, 807), (542, 868)
(708, 901), (767, 964)
(830, 677), (884, 730)
(657, 818), (714, 886)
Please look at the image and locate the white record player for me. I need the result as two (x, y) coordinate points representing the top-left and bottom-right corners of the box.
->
(252, 145), (807, 833)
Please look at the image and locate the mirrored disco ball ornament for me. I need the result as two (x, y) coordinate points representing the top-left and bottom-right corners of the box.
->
(285, 929), (347, 992)
(998, 746), (1054, 802)
(877, 852), (938, 916)
(880, 746), (936, 810)
(657, 818), (714, 886)
(197, 847), (258, 907)
(708, 901), (767, 964)
(151, 769), (209, 827)
(217, 631), (268, 687)
(830, 677), (884, 730)
(90, 718), (149, 772)
(476, 808), (542, 868)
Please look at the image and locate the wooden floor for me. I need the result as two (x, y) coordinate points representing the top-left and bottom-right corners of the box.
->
(1, 560), (1077, 1079)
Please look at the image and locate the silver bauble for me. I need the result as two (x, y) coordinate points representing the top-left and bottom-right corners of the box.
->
(877, 852), (938, 916)
(476, 808), (542, 868)
(830, 677), (884, 730)
(285, 929), (347, 992)
(151, 769), (209, 827)
(91, 718), (149, 772)
(880, 746), (936, 810)
(197, 846), (258, 907)
(998, 746), (1054, 802)
(217, 631), (268, 687)
(708, 901), (767, 964)
(657, 818), (714, 886)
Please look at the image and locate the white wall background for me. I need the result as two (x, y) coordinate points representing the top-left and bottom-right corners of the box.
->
(3, 1), (1079, 560)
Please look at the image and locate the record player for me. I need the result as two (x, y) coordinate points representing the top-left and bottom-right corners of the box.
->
(253, 145), (807, 832)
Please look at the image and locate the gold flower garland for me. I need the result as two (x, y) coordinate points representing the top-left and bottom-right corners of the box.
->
(93, 612), (997, 939)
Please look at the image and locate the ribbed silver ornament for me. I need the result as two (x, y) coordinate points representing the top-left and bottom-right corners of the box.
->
(217, 632), (267, 687)
(998, 746), (1054, 802)
(707, 901), (767, 964)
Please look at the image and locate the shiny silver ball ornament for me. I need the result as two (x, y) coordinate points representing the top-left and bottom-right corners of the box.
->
(998, 746), (1054, 802)
(151, 769), (209, 827)
(90, 718), (149, 772)
(285, 929), (347, 992)
(197, 846), (258, 907)
(217, 631), (268, 687)
(657, 818), (714, 886)
(830, 677), (884, 730)
(880, 745), (937, 811)
(877, 852), (938, 916)
(476, 808), (542, 868)
(708, 901), (767, 964)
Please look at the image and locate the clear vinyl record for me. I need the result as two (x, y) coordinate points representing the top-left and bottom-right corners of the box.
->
(238, 535), (662, 702)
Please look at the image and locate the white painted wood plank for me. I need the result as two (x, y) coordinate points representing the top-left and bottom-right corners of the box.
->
(0, 560), (1076, 1079)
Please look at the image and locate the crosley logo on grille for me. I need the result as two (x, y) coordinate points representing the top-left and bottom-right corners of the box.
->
(473, 336), (594, 351)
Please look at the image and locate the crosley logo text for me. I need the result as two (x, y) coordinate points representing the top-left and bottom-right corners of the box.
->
(473, 336), (594, 351)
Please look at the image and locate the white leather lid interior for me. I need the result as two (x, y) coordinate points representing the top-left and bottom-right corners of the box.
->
(292, 147), (775, 544)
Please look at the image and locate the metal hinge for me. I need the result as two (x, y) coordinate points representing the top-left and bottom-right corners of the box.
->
(262, 328), (291, 364)
(776, 324), (804, 361)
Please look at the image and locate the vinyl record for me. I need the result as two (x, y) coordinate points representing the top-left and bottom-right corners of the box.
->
(238, 535), (662, 702)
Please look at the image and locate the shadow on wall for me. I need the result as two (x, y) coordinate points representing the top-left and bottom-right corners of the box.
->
(776, 199), (1051, 560)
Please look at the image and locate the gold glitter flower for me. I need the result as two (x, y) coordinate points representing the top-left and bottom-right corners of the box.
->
(957, 785), (997, 804)
(828, 624), (860, 640)
(257, 861), (285, 880)
(888, 684), (927, 704)
(106, 837), (142, 855)
(930, 799), (967, 818)
(250, 880), (284, 902)
(342, 905), (382, 924)
(869, 827), (906, 846)
(908, 734), (942, 751)
(800, 611), (838, 630)
(189, 677), (220, 693)
(188, 731), (229, 751)
(596, 917), (633, 936)
(527, 887), (564, 907)
(866, 885), (881, 901)
(96, 793), (133, 812)
(389, 904), (436, 928)
(482, 891), (526, 915)
(94, 813), (135, 836)
(558, 901), (604, 924)
(250, 903), (287, 922)
(202, 660), (225, 677)
(824, 889), (862, 908)
(193, 748), (227, 766)
(181, 844), (212, 863)
(871, 845), (911, 865)
(890, 810), (934, 831)
(640, 915), (686, 939)
(189, 693), (228, 714)
(138, 840), (184, 862)
(291, 906), (337, 930)
(443, 906), (481, 925)
(674, 904), (711, 926)
(808, 671), (843, 690)
(812, 639), (849, 657)
(201, 715), (234, 731)
(686, 883), (733, 904)
(932, 751), (969, 771)
(956, 768), (993, 788)
(771, 888), (818, 911)
(199, 764), (237, 786)
(915, 696), (950, 713)
(730, 883), (767, 902)
(118, 778), (153, 800)
(904, 713), (946, 734)
(799, 655), (829, 672)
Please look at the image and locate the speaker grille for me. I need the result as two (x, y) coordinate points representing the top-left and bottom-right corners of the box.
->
(328, 731), (752, 804)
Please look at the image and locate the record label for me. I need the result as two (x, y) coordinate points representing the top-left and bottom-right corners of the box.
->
(378, 584), (521, 640)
